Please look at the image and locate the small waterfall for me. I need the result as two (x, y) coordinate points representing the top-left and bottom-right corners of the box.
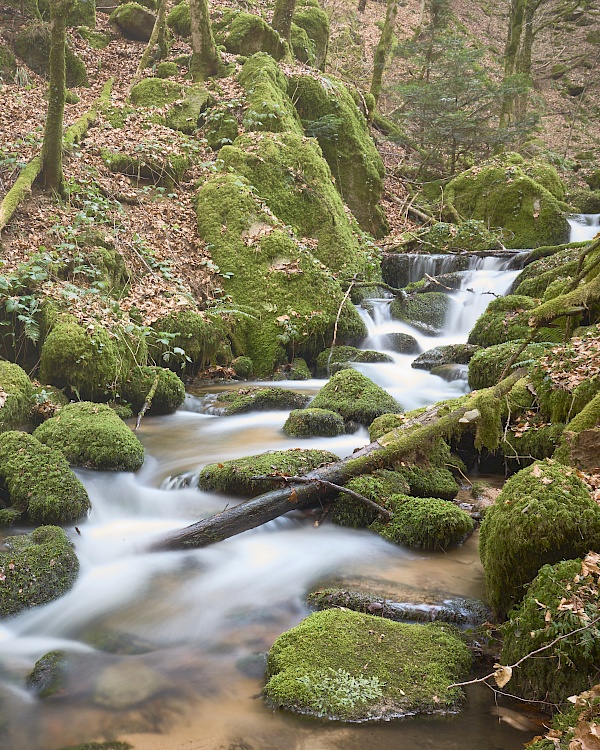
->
(568, 213), (600, 243)
(404, 254), (465, 282)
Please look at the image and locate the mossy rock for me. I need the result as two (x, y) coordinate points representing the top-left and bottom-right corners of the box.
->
(195, 172), (366, 376)
(403, 221), (503, 253)
(523, 161), (566, 201)
(264, 608), (472, 720)
(445, 157), (570, 249)
(129, 77), (183, 106)
(120, 366), (185, 416)
(204, 107), (239, 150)
(14, 22), (88, 86)
(412, 343), (479, 371)
(513, 246), (581, 298)
(166, 83), (215, 134)
(468, 294), (548, 348)
(0, 526), (79, 619)
(500, 559), (600, 705)
(330, 469), (409, 528)
(213, 10), (286, 60)
(218, 130), (371, 275)
(166, 1), (190, 36)
(31, 384), (70, 425)
(198, 448), (338, 496)
(0, 42), (17, 76)
(501, 422), (565, 463)
(555, 391), (600, 467)
(311, 369), (400, 425)
(314, 346), (392, 377)
(0, 431), (90, 525)
(372, 495), (474, 550)
(77, 27), (111, 48)
(34, 402), (145, 472)
(478, 459), (600, 619)
(290, 22), (314, 65)
(289, 72), (386, 237)
(219, 387), (310, 415)
(87, 245), (130, 294)
(102, 148), (189, 188)
(467, 340), (553, 389)
(283, 408), (345, 438)
(378, 332), (420, 354)
(27, 650), (67, 698)
(381, 252), (470, 289)
(231, 356), (254, 379)
(568, 188), (600, 214)
(156, 61), (178, 78)
(395, 464), (458, 500)
(0, 361), (34, 433)
(368, 412), (405, 441)
(273, 357), (311, 381)
(110, 2), (155, 41)
(390, 292), (450, 335)
(151, 309), (227, 372)
(293, 4), (329, 69)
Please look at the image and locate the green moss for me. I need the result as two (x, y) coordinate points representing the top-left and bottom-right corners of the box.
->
(445, 158), (570, 249)
(394, 465), (458, 500)
(130, 77), (183, 107)
(293, 5), (329, 69)
(0, 526), (79, 619)
(198, 448), (338, 496)
(283, 408), (345, 438)
(330, 469), (409, 528)
(467, 341), (553, 389)
(468, 295), (542, 348)
(0, 361), (34, 433)
(390, 292), (450, 335)
(404, 221), (503, 253)
(205, 107), (239, 149)
(314, 346), (392, 377)
(156, 61), (178, 78)
(411, 344), (479, 371)
(478, 459), (600, 619)
(264, 609), (471, 720)
(151, 310), (227, 372)
(76, 27), (110, 49)
(500, 559), (600, 704)
(220, 386), (310, 415)
(166, 84), (214, 134)
(218, 131), (372, 275)
(273, 357), (311, 380)
(368, 412), (406, 441)
(290, 23), (314, 65)
(195, 172), (366, 376)
(87, 246), (130, 293)
(214, 11), (286, 60)
(555, 391), (600, 465)
(568, 188), (600, 214)
(289, 72), (386, 236)
(311, 369), (400, 425)
(110, 2), (155, 41)
(120, 366), (185, 415)
(34, 402), (145, 471)
(501, 422), (565, 462)
(0, 42), (17, 76)
(523, 161), (565, 201)
(15, 22), (88, 87)
(0, 431), (90, 524)
(102, 147), (189, 189)
(166, 1), (190, 36)
(514, 246), (581, 298)
(27, 650), (66, 698)
(372, 495), (474, 550)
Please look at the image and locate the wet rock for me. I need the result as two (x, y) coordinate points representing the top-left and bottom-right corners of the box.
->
(94, 661), (171, 708)
(218, 387), (310, 415)
(378, 332), (420, 354)
(311, 369), (401, 425)
(389, 292), (450, 335)
(315, 346), (393, 377)
(430, 364), (468, 382)
(412, 344), (480, 371)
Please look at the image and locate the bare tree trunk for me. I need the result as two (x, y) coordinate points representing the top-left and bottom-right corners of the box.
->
(132, 0), (169, 86)
(272, 0), (297, 42)
(189, 0), (220, 81)
(370, 0), (398, 108)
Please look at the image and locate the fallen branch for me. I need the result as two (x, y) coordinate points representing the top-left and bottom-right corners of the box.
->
(135, 371), (160, 430)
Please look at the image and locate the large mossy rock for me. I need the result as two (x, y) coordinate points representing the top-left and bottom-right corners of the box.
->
(150, 309), (228, 372)
(311, 369), (401, 425)
(129, 77), (184, 107)
(14, 23), (88, 86)
(445, 156), (570, 249)
(195, 173), (366, 376)
(166, 83), (215, 134)
(198, 448), (339, 496)
(219, 387), (310, 415)
(412, 343), (479, 371)
(400, 221), (503, 254)
(467, 340), (553, 390)
(263, 609), (472, 720)
(500, 558), (600, 705)
(513, 246), (581, 299)
(467, 294), (560, 348)
(218, 131), (372, 276)
(0, 362), (34, 433)
(283, 408), (345, 438)
(120, 366), (185, 416)
(289, 73), (386, 237)
(293, 2), (329, 69)
(0, 526), (79, 619)
(213, 10), (286, 59)
(34, 402), (145, 471)
(330, 469), (410, 528)
(0, 431), (90, 526)
(110, 2), (156, 41)
(390, 292), (450, 335)
(314, 346), (392, 377)
(478, 460), (600, 619)
(166, 0), (190, 36)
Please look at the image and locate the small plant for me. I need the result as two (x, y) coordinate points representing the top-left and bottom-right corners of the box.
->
(296, 668), (385, 717)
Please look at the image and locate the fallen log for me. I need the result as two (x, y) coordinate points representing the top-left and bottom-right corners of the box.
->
(149, 371), (524, 552)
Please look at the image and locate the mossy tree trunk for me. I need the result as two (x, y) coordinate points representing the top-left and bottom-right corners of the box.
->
(189, 0), (220, 81)
(39, 0), (74, 194)
(271, 0), (297, 42)
(499, 0), (526, 130)
(132, 0), (169, 85)
(370, 0), (398, 108)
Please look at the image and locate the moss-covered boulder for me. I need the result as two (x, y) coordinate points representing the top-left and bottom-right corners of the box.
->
(290, 22), (314, 65)
(311, 369), (401, 425)
(231, 356), (254, 379)
(0, 42), (17, 77)
(396, 464), (458, 500)
(513, 246), (581, 298)
(273, 357), (311, 381)
(372, 495), (474, 550)
(204, 106), (239, 150)
(468, 295), (541, 348)
(218, 131), (372, 276)
(30, 384), (69, 425)
(390, 292), (450, 335)
(110, 2), (155, 41)
(198, 448), (338, 496)
(378, 332), (420, 354)
(102, 147), (189, 189)
(129, 77), (183, 106)
(264, 608), (472, 720)
(401, 221), (503, 254)
(156, 61), (178, 78)
(0, 526), (79, 619)
(500, 558), (600, 705)
(34, 402), (145, 472)
(445, 156), (570, 249)
(412, 343), (479, 371)
(120, 366), (185, 416)
(330, 469), (409, 528)
(0, 362), (34, 433)
(151, 309), (227, 372)
(166, 84), (215, 134)
(213, 10), (286, 60)
(467, 340), (553, 390)
(283, 408), (345, 437)
(314, 346), (392, 377)
(368, 412), (405, 441)
(289, 73), (386, 236)
(219, 387), (309, 415)
(0, 431), (90, 525)
(15, 22), (88, 86)
(195, 172), (366, 375)
(293, 3), (329, 69)
(478, 460), (600, 619)
(166, 0), (190, 36)
(501, 422), (565, 463)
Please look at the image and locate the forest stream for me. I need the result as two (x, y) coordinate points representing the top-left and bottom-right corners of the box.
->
(0, 215), (598, 750)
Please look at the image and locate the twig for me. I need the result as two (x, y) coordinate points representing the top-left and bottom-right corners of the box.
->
(250, 474), (393, 521)
(327, 274), (357, 376)
(135, 372), (160, 430)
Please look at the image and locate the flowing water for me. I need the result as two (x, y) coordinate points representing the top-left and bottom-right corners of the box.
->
(1, 219), (598, 750)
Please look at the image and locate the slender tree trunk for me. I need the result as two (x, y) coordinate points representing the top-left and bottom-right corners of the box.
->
(132, 0), (169, 85)
(271, 0), (297, 42)
(370, 0), (398, 107)
(189, 0), (220, 81)
(514, 0), (535, 118)
(498, 0), (526, 130)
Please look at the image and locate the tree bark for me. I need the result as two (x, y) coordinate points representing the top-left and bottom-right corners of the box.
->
(370, 0), (398, 108)
(132, 0), (169, 86)
(271, 0), (297, 43)
(189, 0), (220, 81)
(499, 0), (526, 130)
